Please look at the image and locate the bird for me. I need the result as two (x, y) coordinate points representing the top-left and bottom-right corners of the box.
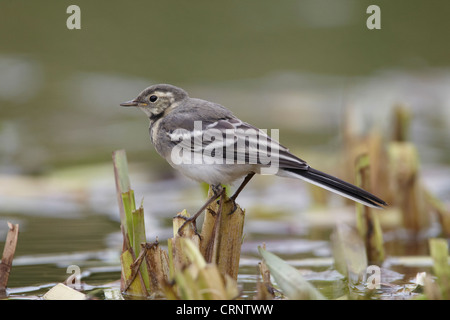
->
(120, 84), (387, 233)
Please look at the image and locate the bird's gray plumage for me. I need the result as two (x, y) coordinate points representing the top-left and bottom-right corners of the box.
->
(121, 84), (387, 209)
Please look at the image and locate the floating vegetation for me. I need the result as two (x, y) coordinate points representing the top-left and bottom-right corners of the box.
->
(1, 105), (449, 301)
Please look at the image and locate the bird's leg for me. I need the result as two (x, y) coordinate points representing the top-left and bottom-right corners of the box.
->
(227, 172), (255, 214)
(177, 184), (224, 236)
(230, 172), (255, 201)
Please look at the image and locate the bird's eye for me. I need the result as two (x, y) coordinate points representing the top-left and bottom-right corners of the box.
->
(149, 95), (158, 102)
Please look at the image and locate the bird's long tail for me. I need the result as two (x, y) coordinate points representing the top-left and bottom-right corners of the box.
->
(281, 167), (387, 208)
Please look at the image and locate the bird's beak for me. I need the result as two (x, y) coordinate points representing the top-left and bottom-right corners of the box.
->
(120, 99), (139, 107)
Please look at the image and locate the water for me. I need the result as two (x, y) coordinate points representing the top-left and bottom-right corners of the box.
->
(1, 166), (444, 299)
(1, 0), (449, 300)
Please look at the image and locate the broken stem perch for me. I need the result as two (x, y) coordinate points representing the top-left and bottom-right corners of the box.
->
(0, 222), (19, 291)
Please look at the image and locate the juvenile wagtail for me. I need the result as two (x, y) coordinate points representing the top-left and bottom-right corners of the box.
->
(121, 84), (387, 233)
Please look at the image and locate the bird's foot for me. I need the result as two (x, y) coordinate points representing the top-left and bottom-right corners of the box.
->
(226, 197), (238, 215)
(176, 215), (202, 239)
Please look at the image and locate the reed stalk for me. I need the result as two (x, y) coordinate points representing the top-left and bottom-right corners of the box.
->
(112, 150), (149, 297)
(429, 238), (450, 299)
(331, 223), (367, 285)
(0, 222), (19, 292)
(113, 150), (243, 299)
(355, 154), (385, 265)
(200, 186), (245, 280)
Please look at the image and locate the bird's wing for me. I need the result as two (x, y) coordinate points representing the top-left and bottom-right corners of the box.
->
(166, 116), (309, 170)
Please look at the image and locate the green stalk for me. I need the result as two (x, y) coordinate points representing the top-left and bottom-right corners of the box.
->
(113, 149), (150, 295)
(429, 238), (450, 299)
(259, 246), (326, 300)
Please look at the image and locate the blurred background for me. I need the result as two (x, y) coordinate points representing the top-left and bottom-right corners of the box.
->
(0, 0), (449, 297)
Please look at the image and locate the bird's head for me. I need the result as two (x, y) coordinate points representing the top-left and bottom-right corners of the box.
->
(120, 84), (188, 119)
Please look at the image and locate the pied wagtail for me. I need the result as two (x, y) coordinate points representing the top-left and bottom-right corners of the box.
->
(121, 84), (387, 233)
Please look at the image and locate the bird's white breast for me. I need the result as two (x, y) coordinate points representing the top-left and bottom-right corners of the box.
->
(168, 161), (254, 186)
